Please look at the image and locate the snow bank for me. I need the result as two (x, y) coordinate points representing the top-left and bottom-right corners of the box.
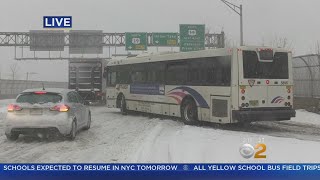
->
(133, 122), (320, 163)
(289, 109), (320, 126)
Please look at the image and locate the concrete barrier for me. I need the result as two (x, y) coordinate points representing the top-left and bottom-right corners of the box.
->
(0, 79), (67, 99)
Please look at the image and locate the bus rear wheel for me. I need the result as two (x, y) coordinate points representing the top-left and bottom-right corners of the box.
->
(181, 99), (198, 125)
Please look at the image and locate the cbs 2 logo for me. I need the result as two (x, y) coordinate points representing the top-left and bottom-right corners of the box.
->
(239, 143), (266, 159)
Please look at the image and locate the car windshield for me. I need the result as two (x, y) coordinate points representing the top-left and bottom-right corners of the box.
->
(16, 93), (62, 104)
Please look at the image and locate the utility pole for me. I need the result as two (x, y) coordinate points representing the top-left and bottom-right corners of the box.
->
(220, 0), (244, 46)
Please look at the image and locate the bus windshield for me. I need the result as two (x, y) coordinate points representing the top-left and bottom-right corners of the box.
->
(243, 50), (289, 79)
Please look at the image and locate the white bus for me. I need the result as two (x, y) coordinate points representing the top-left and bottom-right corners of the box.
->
(105, 46), (296, 125)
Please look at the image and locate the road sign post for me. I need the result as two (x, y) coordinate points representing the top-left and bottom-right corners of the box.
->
(125, 32), (148, 51)
(179, 24), (205, 52)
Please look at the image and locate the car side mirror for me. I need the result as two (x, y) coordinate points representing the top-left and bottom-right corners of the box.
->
(84, 101), (90, 106)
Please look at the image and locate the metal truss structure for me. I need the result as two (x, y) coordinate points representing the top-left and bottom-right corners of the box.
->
(0, 32), (224, 47)
(0, 31), (225, 60)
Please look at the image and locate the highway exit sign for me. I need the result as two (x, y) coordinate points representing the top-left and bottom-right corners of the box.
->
(179, 24), (205, 52)
(152, 33), (178, 46)
(125, 32), (147, 51)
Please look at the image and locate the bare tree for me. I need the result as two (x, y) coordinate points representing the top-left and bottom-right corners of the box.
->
(312, 41), (320, 54)
(260, 35), (294, 54)
(270, 36), (292, 49)
(316, 41), (320, 54)
(306, 41), (320, 54)
(260, 37), (265, 47)
(9, 63), (20, 80)
(223, 31), (238, 48)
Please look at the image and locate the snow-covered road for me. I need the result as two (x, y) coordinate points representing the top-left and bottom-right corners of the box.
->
(1, 99), (320, 163)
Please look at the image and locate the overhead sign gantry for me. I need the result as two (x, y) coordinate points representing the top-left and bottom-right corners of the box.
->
(0, 29), (225, 60)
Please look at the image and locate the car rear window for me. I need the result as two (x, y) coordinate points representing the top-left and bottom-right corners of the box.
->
(16, 93), (62, 104)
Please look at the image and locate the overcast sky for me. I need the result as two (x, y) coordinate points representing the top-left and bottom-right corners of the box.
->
(0, 0), (319, 82)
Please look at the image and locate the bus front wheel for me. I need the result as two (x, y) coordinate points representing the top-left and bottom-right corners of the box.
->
(120, 95), (127, 115)
(181, 99), (198, 125)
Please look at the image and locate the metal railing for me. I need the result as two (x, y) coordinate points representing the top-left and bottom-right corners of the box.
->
(293, 54), (320, 98)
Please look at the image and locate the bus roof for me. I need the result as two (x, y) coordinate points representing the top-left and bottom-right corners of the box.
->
(107, 46), (290, 66)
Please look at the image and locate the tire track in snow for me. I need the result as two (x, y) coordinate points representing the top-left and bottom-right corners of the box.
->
(0, 107), (161, 163)
(132, 120), (184, 163)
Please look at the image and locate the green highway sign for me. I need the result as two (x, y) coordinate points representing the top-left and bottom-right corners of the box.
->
(179, 24), (205, 52)
(180, 42), (205, 52)
(152, 33), (178, 46)
(125, 32), (147, 51)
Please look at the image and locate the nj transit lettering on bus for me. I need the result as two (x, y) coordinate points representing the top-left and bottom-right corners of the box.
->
(130, 84), (165, 95)
(167, 86), (209, 108)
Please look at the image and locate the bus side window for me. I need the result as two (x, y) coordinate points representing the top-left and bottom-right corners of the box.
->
(188, 60), (200, 85)
(220, 56), (231, 86)
(166, 62), (188, 85)
(131, 63), (147, 84)
(118, 65), (131, 84)
(204, 56), (231, 86)
(131, 71), (141, 83)
(206, 59), (215, 85)
(152, 62), (166, 84)
(150, 63), (164, 84)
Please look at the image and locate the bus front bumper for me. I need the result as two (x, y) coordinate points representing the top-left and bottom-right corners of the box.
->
(232, 108), (296, 122)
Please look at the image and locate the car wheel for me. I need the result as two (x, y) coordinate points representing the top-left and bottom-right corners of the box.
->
(68, 120), (77, 141)
(84, 113), (91, 130)
(120, 95), (127, 115)
(181, 99), (198, 125)
(6, 133), (19, 141)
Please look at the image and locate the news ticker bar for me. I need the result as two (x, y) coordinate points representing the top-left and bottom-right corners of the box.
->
(1, 164), (320, 172)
